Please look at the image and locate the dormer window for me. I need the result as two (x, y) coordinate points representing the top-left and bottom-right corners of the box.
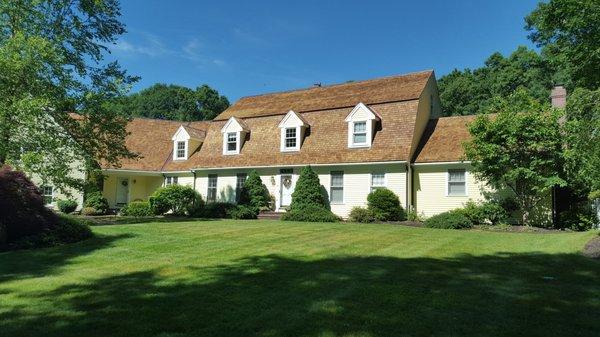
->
(171, 125), (206, 161)
(279, 110), (308, 152)
(221, 117), (249, 155)
(345, 103), (381, 148)
(175, 141), (186, 159)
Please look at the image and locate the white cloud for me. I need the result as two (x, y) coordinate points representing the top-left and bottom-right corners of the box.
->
(110, 33), (170, 57)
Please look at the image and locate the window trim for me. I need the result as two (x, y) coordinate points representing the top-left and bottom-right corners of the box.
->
(41, 185), (54, 205)
(165, 176), (179, 186)
(329, 171), (344, 205)
(282, 126), (299, 152)
(235, 173), (247, 203)
(446, 169), (468, 197)
(223, 131), (240, 155)
(207, 174), (218, 203)
(174, 140), (188, 160)
(370, 172), (386, 192)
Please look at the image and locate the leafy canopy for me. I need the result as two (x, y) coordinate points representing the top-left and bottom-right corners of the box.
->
(464, 89), (566, 225)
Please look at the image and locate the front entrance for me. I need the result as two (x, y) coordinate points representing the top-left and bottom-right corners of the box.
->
(280, 169), (294, 207)
(116, 177), (129, 205)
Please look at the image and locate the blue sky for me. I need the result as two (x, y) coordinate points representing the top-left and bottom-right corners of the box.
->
(108, 0), (540, 102)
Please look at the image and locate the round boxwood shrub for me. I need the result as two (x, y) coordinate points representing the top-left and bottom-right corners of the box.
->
(425, 209), (473, 229)
(120, 201), (154, 217)
(367, 188), (406, 221)
(56, 199), (78, 214)
(229, 205), (259, 219)
(149, 185), (203, 216)
(349, 207), (377, 223)
(281, 204), (340, 223)
(84, 192), (109, 215)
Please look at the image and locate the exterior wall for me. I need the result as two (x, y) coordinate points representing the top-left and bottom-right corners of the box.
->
(102, 173), (163, 208)
(193, 163), (407, 218)
(29, 160), (86, 211)
(413, 163), (488, 218)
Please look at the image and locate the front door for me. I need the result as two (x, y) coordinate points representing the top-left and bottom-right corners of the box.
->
(280, 170), (294, 207)
(116, 177), (129, 205)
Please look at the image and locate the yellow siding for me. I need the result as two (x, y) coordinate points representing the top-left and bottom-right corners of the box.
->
(413, 164), (488, 218)
(102, 173), (163, 207)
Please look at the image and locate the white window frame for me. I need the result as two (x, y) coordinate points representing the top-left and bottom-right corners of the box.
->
(235, 173), (247, 202)
(446, 169), (468, 197)
(330, 171), (344, 204)
(223, 132), (240, 155)
(207, 174), (218, 202)
(345, 103), (379, 149)
(282, 126), (300, 152)
(370, 173), (386, 192)
(41, 185), (54, 205)
(351, 121), (368, 147)
(174, 140), (188, 160)
(165, 176), (179, 186)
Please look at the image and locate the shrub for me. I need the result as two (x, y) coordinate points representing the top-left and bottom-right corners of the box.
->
(349, 207), (377, 223)
(10, 215), (93, 250)
(56, 199), (78, 214)
(120, 201), (154, 217)
(229, 205), (259, 219)
(149, 185), (203, 216)
(282, 205), (340, 223)
(0, 165), (58, 244)
(202, 202), (236, 218)
(425, 209), (473, 229)
(406, 209), (424, 222)
(84, 192), (109, 215)
(558, 203), (598, 231)
(367, 188), (406, 221)
(289, 166), (328, 211)
(81, 206), (100, 216)
(239, 170), (270, 210)
(462, 200), (509, 225)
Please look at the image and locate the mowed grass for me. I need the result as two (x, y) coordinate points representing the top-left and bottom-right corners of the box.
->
(0, 220), (598, 337)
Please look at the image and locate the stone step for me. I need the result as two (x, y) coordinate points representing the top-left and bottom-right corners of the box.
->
(257, 211), (285, 220)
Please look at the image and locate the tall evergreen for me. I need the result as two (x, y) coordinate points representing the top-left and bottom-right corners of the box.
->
(289, 166), (328, 211)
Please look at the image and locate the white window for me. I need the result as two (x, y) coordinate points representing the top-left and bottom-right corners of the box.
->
(226, 132), (237, 152)
(207, 174), (218, 202)
(236, 173), (247, 202)
(447, 169), (467, 196)
(41, 186), (53, 205)
(330, 171), (344, 204)
(284, 128), (297, 149)
(165, 176), (178, 186)
(175, 141), (186, 159)
(371, 173), (385, 192)
(352, 121), (367, 145)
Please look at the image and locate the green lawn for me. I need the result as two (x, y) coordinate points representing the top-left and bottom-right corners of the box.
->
(0, 220), (598, 337)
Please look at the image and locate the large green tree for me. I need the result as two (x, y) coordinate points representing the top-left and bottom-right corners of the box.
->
(464, 89), (566, 225)
(0, 0), (137, 192)
(109, 83), (230, 121)
(526, 0), (600, 90)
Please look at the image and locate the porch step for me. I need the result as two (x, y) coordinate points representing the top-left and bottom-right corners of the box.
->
(257, 211), (284, 220)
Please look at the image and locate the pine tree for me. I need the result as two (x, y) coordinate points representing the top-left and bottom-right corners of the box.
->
(289, 166), (328, 211)
(240, 170), (270, 210)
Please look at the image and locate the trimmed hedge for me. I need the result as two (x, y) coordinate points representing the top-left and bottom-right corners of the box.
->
(201, 202), (236, 218)
(281, 205), (340, 223)
(367, 188), (406, 221)
(120, 201), (154, 217)
(229, 205), (259, 219)
(149, 185), (203, 216)
(10, 215), (93, 250)
(463, 200), (509, 225)
(349, 207), (377, 223)
(425, 209), (473, 229)
(56, 199), (78, 214)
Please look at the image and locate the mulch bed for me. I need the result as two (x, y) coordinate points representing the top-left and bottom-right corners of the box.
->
(583, 236), (600, 259)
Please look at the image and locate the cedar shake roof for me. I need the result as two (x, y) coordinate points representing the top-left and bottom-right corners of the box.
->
(413, 115), (477, 163)
(215, 70), (433, 120)
(181, 125), (206, 140)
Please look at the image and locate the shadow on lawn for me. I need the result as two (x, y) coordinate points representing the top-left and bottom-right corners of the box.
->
(0, 233), (134, 282)
(1, 253), (599, 337)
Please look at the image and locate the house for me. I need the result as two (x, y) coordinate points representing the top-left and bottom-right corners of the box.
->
(92, 70), (489, 218)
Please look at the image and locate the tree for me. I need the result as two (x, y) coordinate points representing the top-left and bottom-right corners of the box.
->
(464, 89), (566, 225)
(108, 83), (230, 121)
(563, 88), (600, 198)
(289, 166), (328, 211)
(239, 170), (270, 210)
(0, 0), (137, 193)
(526, 0), (600, 90)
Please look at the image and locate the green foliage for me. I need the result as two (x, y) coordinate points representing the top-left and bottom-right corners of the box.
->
(201, 202), (236, 218)
(281, 205), (340, 223)
(229, 205), (259, 220)
(149, 185), (203, 216)
(56, 199), (78, 214)
(558, 203), (598, 231)
(349, 207), (377, 223)
(0, 0), (138, 193)
(120, 201), (154, 217)
(406, 209), (424, 222)
(425, 209), (473, 229)
(366, 188), (406, 221)
(462, 200), (509, 226)
(10, 214), (93, 250)
(107, 83), (229, 121)
(289, 166), (328, 211)
(239, 170), (270, 210)
(81, 207), (100, 216)
(526, 0), (600, 90)
(464, 89), (566, 225)
(84, 192), (109, 215)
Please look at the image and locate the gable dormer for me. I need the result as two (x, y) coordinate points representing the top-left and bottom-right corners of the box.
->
(221, 117), (249, 155)
(278, 110), (309, 152)
(171, 125), (205, 160)
(344, 102), (380, 148)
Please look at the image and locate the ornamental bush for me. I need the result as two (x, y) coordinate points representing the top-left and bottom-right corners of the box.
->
(289, 166), (329, 211)
(462, 200), (509, 225)
(120, 201), (154, 217)
(229, 205), (259, 219)
(56, 199), (78, 214)
(239, 170), (271, 210)
(84, 192), (109, 215)
(425, 209), (473, 229)
(367, 188), (406, 221)
(200, 202), (236, 218)
(149, 185), (203, 216)
(349, 207), (377, 223)
(281, 204), (340, 223)
(10, 214), (93, 250)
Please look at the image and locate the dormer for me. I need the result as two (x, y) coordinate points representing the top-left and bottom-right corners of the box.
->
(345, 102), (380, 148)
(221, 117), (249, 155)
(278, 110), (309, 152)
(171, 125), (205, 160)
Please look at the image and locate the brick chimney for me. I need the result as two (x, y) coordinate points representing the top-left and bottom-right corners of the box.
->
(550, 85), (567, 108)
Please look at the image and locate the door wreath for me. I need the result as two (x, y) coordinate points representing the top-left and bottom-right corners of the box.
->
(282, 176), (292, 188)
(121, 180), (128, 187)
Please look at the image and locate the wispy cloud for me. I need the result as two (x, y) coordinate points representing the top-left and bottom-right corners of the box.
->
(110, 33), (171, 57)
(232, 28), (268, 46)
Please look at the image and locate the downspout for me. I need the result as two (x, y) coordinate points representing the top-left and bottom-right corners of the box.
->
(191, 170), (197, 190)
(161, 173), (166, 187)
(406, 162), (412, 211)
